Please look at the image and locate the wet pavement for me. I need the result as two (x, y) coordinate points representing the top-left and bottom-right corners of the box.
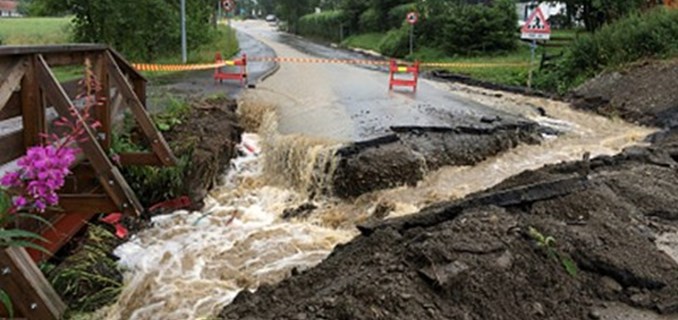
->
(233, 21), (535, 142)
(146, 29), (278, 112)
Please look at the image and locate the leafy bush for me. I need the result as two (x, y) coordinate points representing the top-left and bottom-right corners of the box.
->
(378, 26), (410, 57)
(112, 97), (193, 207)
(298, 10), (346, 42)
(70, 0), (214, 61)
(437, 0), (518, 55)
(535, 8), (678, 93)
(359, 8), (381, 33)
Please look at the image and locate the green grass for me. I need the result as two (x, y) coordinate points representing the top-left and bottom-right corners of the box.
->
(342, 33), (385, 52)
(140, 25), (240, 79)
(0, 17), (72, 45)
(413, 44), (542, 86)
(0, 18), (239, 80)
(342, 30), (586, 87)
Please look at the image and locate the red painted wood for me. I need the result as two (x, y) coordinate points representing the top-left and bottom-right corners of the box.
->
(26, 213), (97, 263)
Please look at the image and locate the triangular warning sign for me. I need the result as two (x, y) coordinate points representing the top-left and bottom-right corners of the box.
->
(521, 7), (551, 40)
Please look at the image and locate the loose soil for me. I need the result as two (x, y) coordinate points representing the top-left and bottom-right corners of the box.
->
(162, 97), (243, 208)
(332, 122), (542, 198)
(220, 145), (678, 320)
(218, 60), (678, 319)
(570, 58), (678, 128)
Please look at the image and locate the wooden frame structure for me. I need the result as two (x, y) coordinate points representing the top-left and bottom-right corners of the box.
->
(0, 45), (177, 319)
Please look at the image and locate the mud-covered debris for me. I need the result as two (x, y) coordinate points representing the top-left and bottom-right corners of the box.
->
(220, 146), (678, 320)
(282, 203), (318, 220)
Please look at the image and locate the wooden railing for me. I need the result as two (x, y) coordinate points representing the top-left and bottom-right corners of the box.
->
(0, 44), (177, 320)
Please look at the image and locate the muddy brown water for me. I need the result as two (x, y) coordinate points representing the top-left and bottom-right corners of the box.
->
(94, 81), (659, 320)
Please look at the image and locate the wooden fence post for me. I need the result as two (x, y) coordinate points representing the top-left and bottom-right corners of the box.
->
(0, 247), (66, 320)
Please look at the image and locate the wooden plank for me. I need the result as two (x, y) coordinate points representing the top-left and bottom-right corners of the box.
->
(0, 44), (107, 57)
(0, 247), (66, 320)
(108, 48), (147, 82)
(0, 58), (26, 112)
(61, 78), (81, 101)
(118, 152), (162, 166)
(133, 78), (147, 108)
(61, 164), (100, 194)
(0, 131), (26, 165)
(0, 92), (22, 120)
(94, 53), (111, 149)
(21, 55), (45, 148)
(105, 51), (177, 166)
(42, 51), (89, 67)
(35, 54), (144, 216)
(59, 194), (119, 214)
(25, 212), (99, 263)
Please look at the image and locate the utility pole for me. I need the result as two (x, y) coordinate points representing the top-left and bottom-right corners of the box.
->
(181, 0), (187, 64)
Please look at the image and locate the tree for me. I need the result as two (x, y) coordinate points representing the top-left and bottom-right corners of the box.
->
(69, 0), (215, 61)
(562, 0), (646, 31)
(17, 0), (70, 16)
(275, 0), (313, 33)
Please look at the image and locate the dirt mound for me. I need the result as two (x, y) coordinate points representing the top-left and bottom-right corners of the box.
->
(220, 145), (678, 319)
(570, 59), (678, 128)
(332, 122), (541, 198)
(164, 97), (243, 206)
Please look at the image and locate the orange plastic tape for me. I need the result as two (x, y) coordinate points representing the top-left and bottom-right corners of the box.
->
(133, 58), (529, 72)
(132, 61), (237, 72)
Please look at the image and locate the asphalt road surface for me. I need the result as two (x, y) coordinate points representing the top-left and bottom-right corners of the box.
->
(233, 20), (534, 142)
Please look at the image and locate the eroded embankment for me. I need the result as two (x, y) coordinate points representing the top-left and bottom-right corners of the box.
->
(219, 140), (678, 320)
(332, 122), (541, 198)
(570, 58), (678, 129)
(247, 97), (544, 199)
(160, 97), (243, 205)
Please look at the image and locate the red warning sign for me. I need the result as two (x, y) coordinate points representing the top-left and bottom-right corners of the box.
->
(406, 11), (418, 25)
(521, 7), (551, 40)
(222, 0), (235, 12)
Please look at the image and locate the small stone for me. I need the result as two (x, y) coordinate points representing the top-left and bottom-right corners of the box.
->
(630, 293), (650, 306)
(533, 302), (545, 316)
(400, 293), (413, 300)
(295, 313), (308, 320)
(588, 309), (602, 319)
(600, 276), (623, 293)
(495, 251), (513, 269)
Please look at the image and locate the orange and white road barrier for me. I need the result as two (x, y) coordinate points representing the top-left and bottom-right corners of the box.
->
(214, 53), (248, 87)
(389, 59), (420, 92)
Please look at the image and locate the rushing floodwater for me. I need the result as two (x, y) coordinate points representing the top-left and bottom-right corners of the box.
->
(102, 85), (655, 320)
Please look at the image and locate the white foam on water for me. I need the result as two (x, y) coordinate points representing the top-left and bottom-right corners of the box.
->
(107, 134), (356, 320)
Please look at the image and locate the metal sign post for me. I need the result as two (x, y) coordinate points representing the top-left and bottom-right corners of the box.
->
(521, 7), (551, 89)
(406, 12), (418, 56)
(528, 39), (537, 89)
(409, 24), (414, 56)
(181, 0), (187, 63)
(222, 0), (235, 27)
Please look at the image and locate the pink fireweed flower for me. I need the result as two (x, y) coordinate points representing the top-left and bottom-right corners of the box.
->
(13, 196), (27, 208)
(1, 145), (79, 212)
(0, 172), (21, 188)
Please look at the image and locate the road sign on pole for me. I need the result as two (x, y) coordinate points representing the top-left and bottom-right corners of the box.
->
(406, 12), (418, 25)
(521, 7), (551, 40)
(521, 7), (550, 89)
(406, 12), (418, 56)
(222, 0), (235, 12)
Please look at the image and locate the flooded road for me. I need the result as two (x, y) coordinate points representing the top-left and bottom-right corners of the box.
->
(103, 21), (656, 320)
(234, 21), (530, 142)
